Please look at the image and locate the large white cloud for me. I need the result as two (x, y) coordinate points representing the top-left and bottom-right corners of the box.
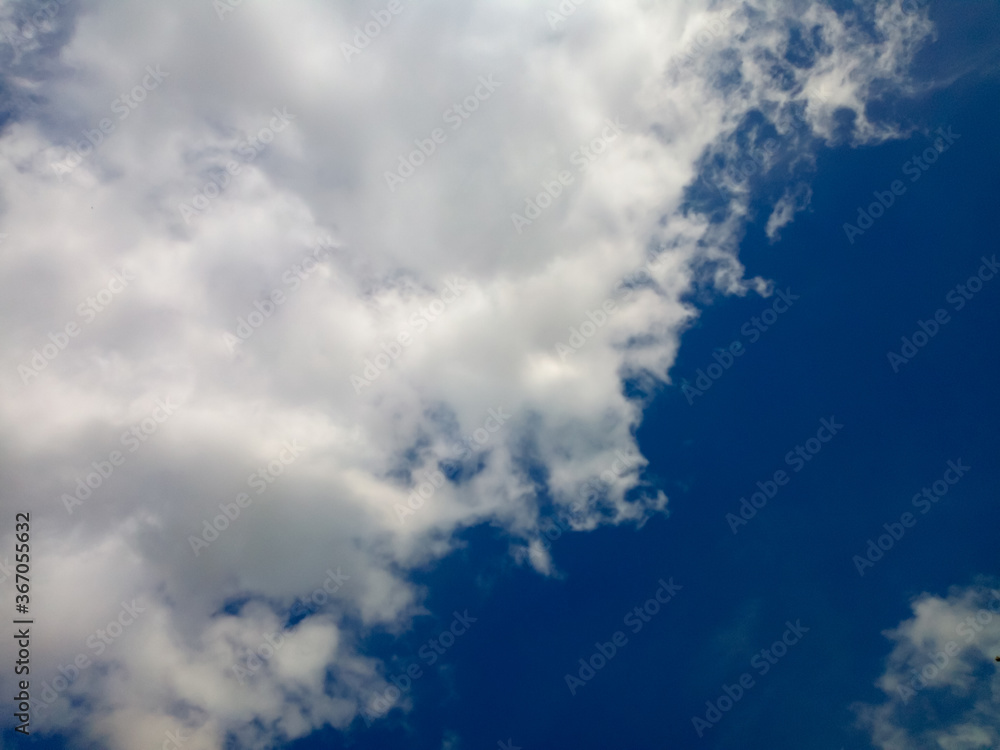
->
(0, 0), (934, 747)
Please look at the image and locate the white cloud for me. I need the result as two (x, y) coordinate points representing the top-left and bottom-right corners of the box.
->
(765, 183), (812, 240)
(854, 582), (1000, 750)
(0, 0), (935, 747)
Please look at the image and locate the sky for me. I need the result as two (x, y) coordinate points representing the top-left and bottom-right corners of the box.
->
(0, 1), (998, 749)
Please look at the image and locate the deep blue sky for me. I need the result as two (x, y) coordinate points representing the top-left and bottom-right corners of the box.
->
(288, 13), (1000, 750)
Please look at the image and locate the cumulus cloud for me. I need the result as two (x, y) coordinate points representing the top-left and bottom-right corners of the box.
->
(854, 582), (1000, 750)
(0, 0), (935, 747)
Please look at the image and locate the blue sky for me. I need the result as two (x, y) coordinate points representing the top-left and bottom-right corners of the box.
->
(1, 1), (999, 749)
(310, 43), (1000, 750)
